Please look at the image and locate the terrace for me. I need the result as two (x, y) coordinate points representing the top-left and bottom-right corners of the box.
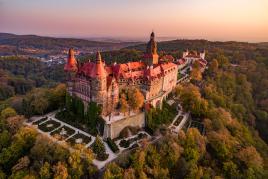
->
(168, 103), (190, 134)
(26, 111), (152, 169)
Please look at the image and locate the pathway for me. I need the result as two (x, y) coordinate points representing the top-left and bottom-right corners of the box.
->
(26, 112), (153, 169)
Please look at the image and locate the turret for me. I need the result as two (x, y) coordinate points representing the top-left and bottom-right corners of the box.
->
(200, 50), (205, 60)
(182, 49), (189, 58)
(146, 31), (157, 55)
(64, 48), (78, 72)
(90, 51), (107, 78)
(144, 31), (159, 66)
(90, 51), (107, 109)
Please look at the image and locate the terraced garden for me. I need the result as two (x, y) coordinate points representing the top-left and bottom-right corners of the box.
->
(32, 116), (48, 125)
(38, 120), (61, 132)
(51, 125), (76, 140)
(119, 132), (148, 148)
(67, 133), (92, 145)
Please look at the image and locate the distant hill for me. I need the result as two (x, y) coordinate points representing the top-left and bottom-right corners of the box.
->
(126, 39), (267, 52)
(0, 33), (141, 56)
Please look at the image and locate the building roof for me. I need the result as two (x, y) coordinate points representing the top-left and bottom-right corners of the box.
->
(161, 55), (175, 62)
(78, 52), (106, 78)
(176, 58), (187, 65)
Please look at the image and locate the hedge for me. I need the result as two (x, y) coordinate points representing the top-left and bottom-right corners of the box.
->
(106, 137), (119, 153)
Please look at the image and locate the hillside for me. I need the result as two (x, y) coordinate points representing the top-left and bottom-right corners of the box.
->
(127, 39), (266, 54)
(1, 39), (268, 178)
(0, 33), (141, 56)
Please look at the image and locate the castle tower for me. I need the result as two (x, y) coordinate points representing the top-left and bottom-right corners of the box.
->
(144, 31), (159, 66)
(64, 48), (78, 73)
(90, 51), (107, 113)
(182, 49), (189, 58)
(200, 49), (206, 60)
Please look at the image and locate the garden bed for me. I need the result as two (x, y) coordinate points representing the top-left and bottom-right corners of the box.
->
(38, 120), (61, 132)
(51, 125), (76, 140)
(119, 132), (148, 148)
(106, 138), (119, 153)
(67, 133), (92, 145)
(173, 115), (184, 126)
(33, 116), (48, 125)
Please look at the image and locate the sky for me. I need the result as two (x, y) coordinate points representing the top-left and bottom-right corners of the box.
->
(0, 0), (268, 42)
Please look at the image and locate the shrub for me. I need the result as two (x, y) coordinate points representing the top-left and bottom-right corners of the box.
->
(119, 139), (130, 148)
(107, 138), (119, 153)
(92, 136), (109, 161)
(138, 133), (147, 139)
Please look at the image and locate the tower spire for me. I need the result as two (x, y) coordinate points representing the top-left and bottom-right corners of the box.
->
(144, 32), (159, 66)
(96, 51), (102, 63)
(150, 31), (155, 40)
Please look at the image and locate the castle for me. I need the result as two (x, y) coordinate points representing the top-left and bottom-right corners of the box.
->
(64, 32), (178, 116)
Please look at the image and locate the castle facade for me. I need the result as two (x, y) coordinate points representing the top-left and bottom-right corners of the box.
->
(64, 32), (178, 116)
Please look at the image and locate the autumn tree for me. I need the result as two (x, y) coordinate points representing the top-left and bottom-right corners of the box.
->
(209, 59), (219, 74)
(0, 107), (17, 119)
(127, 88), (144, 112)
(5, 115), (25, 134)
(190, 61), (202, 81)
(68, 149), (84, 178)
(178, 84), (208, 117)
(53, 162), (68, 179)
(39, 162), (51, 179)
(182, 128), (206, 162)
(104, 163), (124, 179)
(236, 146), (263, 169)
(123, 168), (136, 179)
(120, 93), (129, 115)
(12, 156), (30, 172)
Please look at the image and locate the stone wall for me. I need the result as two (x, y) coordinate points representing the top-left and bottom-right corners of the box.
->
(103, 112), (145, 139)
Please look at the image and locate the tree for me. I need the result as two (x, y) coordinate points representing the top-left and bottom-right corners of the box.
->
(85, 102), (101, 134)
(1, 107), (17, 119)
(53, 162), (68, 179)
(104, 163), (124, 179)
(0, 130), (11, 151)
(130, 149), (146, 175)
(123, 168), (136, 179)
(12, 156), (30, 172)
(223, 161), (241, 179)
(190, 61), (202, 81)
(0, 127), (37, 171)
(68, 149), (83, 178)
(50, 84), (66, 110)
(236, 146), (263, 169)
(209, 59), (219, 74)
(39, 162), (51, 179)
(127, 88), (144, 111)
(216, 54), (230, 68)
(120, 93), (129, 115)
(178, 84), (208, 117)
(65, 93), (72, 112)
(31, 96), (49, 115)
(5, 115), (25, 134)
(0, 169), (6, 179)
(92, 136), (108, 161)
(182, 128), (206, 162)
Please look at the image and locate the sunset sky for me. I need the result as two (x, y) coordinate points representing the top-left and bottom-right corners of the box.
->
(0, 0), (268, 42)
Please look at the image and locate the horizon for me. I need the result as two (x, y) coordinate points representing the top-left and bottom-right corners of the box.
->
(0, 0), (268, 42)
(2, 32), (268, 44)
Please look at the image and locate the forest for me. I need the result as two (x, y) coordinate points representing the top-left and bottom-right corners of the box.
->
(0, 33), (140, 56)
(0, 39), (268, 178)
